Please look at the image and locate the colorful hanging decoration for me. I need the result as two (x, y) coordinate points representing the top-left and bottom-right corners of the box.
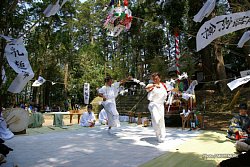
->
(103, 0), (133, 37)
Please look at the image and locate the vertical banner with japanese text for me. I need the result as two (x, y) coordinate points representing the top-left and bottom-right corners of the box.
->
(84, 83), (90, 105)
(5, 38), (34, 93)
(196, 10), (250, 51)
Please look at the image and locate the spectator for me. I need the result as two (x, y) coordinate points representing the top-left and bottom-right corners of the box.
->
(99, 107), (108, 125)
(79, 104), (96, 127)
(227, 103), (250, 140)
(71, 96), (76, 110)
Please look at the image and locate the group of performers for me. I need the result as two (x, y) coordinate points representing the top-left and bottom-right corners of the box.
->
(87, 72), (177, 142)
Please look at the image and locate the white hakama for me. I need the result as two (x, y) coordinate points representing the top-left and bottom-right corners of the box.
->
(98, 82), (120, 127)
(79, 112), (96, 127)
(147, 83), (168, 142)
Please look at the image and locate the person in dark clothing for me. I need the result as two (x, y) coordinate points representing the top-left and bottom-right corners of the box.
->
(64, 99), (69, 111)
(71, 97), (76, 110)
(227, 103), (250, 140)
(235, 120), (250, 153)
(218, 150), (250, 167)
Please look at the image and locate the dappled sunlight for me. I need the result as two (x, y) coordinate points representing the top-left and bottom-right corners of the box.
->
(139, 151), (218, 167)
(3, 124), (203, 167)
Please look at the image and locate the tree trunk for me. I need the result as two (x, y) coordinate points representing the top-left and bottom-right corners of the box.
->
(214, 42), (227, 94)
(201, 46), (214, 81)
(64, 63), (69, 98)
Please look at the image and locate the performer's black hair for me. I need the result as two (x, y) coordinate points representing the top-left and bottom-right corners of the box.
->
(104, 75), (113, 83)
(87, 104), (93, 109)
(151, 72), (161, 78)
(239, 103), (247, 110)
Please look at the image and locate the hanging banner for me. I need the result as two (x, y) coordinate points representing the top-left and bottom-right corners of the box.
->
(84, 83), (90, 104)
(43, 0), (68, 17)
(8, 72), (34, 93)
(240, 70), (250, 77)
(5, 38), (33, 74)
(32, 76), (46, 87)
(196, 10), (250, 51)
(237, 31), (250, 48)
(193, 0), (216, 23)
(227, 75), (250, 91)
(4, 38), (34, 93)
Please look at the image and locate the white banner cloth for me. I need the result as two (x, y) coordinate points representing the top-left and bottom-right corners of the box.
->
(197, 10), (250, 51)
(227, 75), (250, 91)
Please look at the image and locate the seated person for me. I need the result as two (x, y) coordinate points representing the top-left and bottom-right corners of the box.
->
(189, 112), (198, 130)
(235, 120), (250, 153)
(218, 150), (250, 167)
(79, 104), (96, 127)
(98, 108), (108, 125)
(227, 103), (249, 140)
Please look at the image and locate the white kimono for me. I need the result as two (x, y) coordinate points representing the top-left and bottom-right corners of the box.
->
(98, 82), (120, 127)
(79, 112), (96, 127)
(0, 117), (14, 140)
(99, 109), (108, 125)
(147, 83), (168, 139)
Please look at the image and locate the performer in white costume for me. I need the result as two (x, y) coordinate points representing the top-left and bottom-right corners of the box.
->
(145, 73), (175, 143)
(99, 108), (108, 125)
(98, 76), (129, 134)
(79, 104), (96, 127)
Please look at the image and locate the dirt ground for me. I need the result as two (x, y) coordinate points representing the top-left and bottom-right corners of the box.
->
(43, 115), (81, 126)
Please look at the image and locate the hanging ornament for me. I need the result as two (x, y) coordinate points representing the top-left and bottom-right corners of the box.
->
(103, 0), (133, 37)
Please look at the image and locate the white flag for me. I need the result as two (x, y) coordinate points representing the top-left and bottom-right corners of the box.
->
(193, 0), (216, 23)
(227, 75), (250, 91)
(8, 72), (34, 93)
(237, 31), (250, 48)
(84, 83), (90, 104)
(32, 76), (46, 87)
(196, 10), (250, 51)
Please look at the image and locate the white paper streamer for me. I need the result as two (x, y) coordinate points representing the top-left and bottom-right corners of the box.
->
(8, 72), (34, 93)
(43, 0), (68, 17)
(227, 75), (250, 91)
(185, 80), (198, 95)
(193, 0), (216, 23)
(237, 31), (250, 48)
